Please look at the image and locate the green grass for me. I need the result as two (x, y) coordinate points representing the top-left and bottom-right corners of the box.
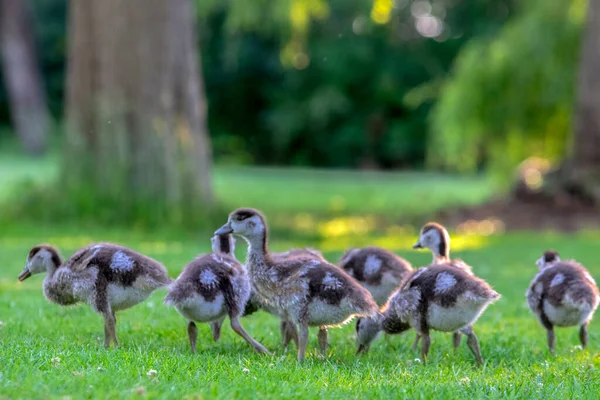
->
(1, 226), (600, 399)
(0, 141), (495, 227)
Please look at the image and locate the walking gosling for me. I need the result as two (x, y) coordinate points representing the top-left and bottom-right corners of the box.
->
(526, 250), (600, 353)
(215, 208), (379, 361)
(356, 264), (500, 365)
(18, 243), (171, 347)
(211, 234), (324, 350)
(412, 222), (476, 351)
(164, 234), (270, 354)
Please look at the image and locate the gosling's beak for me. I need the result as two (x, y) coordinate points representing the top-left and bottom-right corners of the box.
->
(412, 242), (423, 249)
(356, 344), (367, 355)
(18, 268), (32, 282)
(214, 223), (233, 236)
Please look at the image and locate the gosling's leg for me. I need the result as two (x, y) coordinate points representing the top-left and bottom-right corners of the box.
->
(420, 332), (431, 365)
(461, 326), (483, 366)
(318, 327), (328, 355)
(280, 320), (289, 348)
(285, 320), (299, 350)
(412, 333), (420, 352)
(230, 317), (271, 355)
(103, 311), (118, 348)
(452, 331), (462, 354)
(110, 311), (119, 346)
(547, 326), (556, 354)
(188, 321), (198, 353)
(211, 318), (224, 342)
(580, 322), (589, 349)
(298, 322), (309, 362)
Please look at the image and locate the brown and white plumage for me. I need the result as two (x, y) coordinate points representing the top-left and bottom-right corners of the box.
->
(210, 235), (325, 350)
(356, 264), (500, 365)
(339, 246), (413, 306)
(164, 235), (270, 354)
(526, 250), (600, 353)
(215, 208), (378, 361)
(18, 243), (171, 347)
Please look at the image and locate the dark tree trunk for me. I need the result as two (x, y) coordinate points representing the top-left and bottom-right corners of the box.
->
(64, 0), (213, 221)
(515, 1), (600, 207)
(551, 0), (600, 205)
(0, 0), (49, 155)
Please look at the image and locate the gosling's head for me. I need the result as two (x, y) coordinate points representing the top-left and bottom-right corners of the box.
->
(355, 314), (384, 354)
(215, 208), (267, 241)
(211, 234), (236, 256)
(413, 222), (450, 260)
(536, 250), (560, 271)
(18, 244), (62, 282)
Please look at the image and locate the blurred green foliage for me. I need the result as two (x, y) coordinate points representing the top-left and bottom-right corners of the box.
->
(431, 0), (586, 179)
(0, 0), (515, 168)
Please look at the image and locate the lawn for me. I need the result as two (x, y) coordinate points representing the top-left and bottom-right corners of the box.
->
(1, 147), (599, 399)
(1, 226), (600, 399)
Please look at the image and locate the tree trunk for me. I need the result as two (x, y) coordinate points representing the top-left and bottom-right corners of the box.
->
(516, 1), (600, 207)
(64, 0), (212, 221)
(0, 0), (49, 155)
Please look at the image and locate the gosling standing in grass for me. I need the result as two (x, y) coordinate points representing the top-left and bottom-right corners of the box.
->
(210, 234), (324, 350)
(526, 250), (600, 353)
(215, 208), (379, 361)
(164, 234), (270, 354)
(18, 243), (171, 347)
(356, 264), (500, 365)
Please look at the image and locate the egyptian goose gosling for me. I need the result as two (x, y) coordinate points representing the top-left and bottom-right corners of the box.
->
(215, 208), (378, 361)
(164, 234), (270, 354)
(209, 235), (324, 350)
(526, 250), (600, 353)
(18, 243), (171, 347)
(412, 222), (475, 351)
(356, 264), (500, 365)
(339, 246), (412, 306)
(412, 222), (473, 275)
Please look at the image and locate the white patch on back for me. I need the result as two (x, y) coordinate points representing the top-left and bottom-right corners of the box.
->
(322, 272), (343, 290)
(434, 272), (457, 294)
(199, 269), (218, 287)
(110, 251), (134, 271)
(364, 255), (382, 277)
(550, 273), (565, 287)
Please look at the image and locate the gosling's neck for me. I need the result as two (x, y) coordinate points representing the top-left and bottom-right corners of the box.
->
(432, 239), (450, 264)
(43, 256), (62, 280)
(244, 232), (270, 268)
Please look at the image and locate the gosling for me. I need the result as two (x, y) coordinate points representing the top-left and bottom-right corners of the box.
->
(164, 234), (270, 354)
(356, 264), (500, 365)
(18, 243), (171, 347)
(211, 234), (324, 350)
(526, 250), (600, 353)
(215, 208), (378, 361)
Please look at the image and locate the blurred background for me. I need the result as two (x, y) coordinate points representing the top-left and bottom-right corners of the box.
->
(0, 0), (597, 238)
